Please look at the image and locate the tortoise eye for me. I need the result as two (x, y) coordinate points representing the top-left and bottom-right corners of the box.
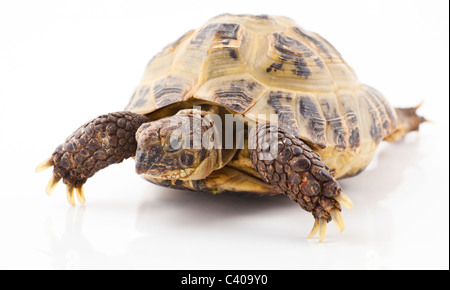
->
(165, 132), (184, 153)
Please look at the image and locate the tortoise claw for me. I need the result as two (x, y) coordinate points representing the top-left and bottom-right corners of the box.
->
(35, 157), (54, 173)
(334, 192), (353, 210)
(307, 210), (346, 243)
(45, 174), (61, 196)
(318, 218), (327, 243)
(38, 157), (86, 206)
(38, 156), (60, 196)
(329, 208), (345, 233)
(307, 219), (319, 239)
(75, 185), (86, 204)
(308, 219), (328, 243)
(66, 185), (75, 206)
(66, 185), (85, 206)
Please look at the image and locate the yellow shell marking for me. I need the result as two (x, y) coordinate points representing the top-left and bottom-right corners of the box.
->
(125, 14), (398, 178)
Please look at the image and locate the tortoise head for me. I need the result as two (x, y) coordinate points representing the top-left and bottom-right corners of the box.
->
(135, 110), (219, 180)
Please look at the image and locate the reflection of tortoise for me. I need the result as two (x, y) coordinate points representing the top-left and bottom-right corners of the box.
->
(37, 14), (426, 242)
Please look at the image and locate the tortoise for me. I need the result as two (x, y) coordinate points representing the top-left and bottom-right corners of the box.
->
(36, 14), (426, 242)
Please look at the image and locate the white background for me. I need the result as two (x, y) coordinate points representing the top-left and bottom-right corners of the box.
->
(0, 0), (448, 270)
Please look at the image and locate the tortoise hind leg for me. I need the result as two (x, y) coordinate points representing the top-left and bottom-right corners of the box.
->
(249, 124), (353, 242)
(36, 111), (148, 205)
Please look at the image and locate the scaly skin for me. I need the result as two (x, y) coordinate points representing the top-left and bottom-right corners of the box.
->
(249, 123), (351, 241)
(37, 112), (148, 204)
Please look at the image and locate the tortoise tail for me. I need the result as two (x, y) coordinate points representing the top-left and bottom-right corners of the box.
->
(384, 102), (427, 142)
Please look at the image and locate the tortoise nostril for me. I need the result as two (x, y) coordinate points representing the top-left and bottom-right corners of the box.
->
(136, 151), (147, 163)
(135, 144), (163, 175)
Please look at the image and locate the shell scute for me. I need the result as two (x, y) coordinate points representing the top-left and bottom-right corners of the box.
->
(297, 95), (328, 148)
(124, 14), (399, 178)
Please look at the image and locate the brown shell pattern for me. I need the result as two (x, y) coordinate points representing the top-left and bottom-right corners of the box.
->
(125, 14), (398, 179)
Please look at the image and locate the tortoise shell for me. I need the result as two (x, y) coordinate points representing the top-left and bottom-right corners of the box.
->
(125, 14), (398, 179)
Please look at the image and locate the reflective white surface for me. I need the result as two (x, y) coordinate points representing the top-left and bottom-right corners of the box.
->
(0, 0), (448, 270)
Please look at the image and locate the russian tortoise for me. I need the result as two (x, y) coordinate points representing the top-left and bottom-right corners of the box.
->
(37, 14), (426, 242)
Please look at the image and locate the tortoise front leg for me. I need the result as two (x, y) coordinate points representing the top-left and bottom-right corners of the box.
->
(36, 111), (148, 205)
(249, 124), (353, 242)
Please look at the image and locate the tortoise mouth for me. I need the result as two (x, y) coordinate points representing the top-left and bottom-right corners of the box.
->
(143, 167), (196, 180)
(137, 146), (217, 181)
